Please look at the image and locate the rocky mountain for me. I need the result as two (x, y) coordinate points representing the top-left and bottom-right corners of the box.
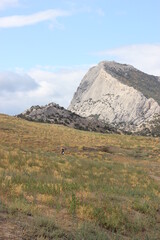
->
(68, 61), (160, 135)
(17, 102), (117, 133)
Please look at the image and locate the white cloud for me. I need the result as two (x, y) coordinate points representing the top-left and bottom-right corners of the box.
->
(28, 66), (87, 107)
(0, 71), (39, 115)
(0, 9), (70, 28)
(0, 0), (18, 9)
(0, 66), (88, 115)
(96, 44), (160, 76)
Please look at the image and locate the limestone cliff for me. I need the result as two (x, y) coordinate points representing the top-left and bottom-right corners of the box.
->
(68, 61), (160, 133)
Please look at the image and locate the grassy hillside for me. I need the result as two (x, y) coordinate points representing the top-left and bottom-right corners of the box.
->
(0, 114), (160, 239)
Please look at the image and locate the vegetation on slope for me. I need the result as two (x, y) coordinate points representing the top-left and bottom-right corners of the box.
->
(104, 62), (160, 105)
(0, 114), (160, 239)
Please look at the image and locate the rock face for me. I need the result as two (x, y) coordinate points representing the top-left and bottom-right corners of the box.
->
(68, 61), (160, 133)
(17, 102), (117, 133)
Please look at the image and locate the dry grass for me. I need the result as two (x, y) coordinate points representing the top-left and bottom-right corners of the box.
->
(0, 114), (160, 239)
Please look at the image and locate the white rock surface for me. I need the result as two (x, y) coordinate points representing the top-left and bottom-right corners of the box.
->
(68, 62), (160, 130)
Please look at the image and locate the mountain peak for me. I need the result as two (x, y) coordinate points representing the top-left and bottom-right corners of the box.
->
(68, 61), (160, 133)
(98, 60), (135, 72)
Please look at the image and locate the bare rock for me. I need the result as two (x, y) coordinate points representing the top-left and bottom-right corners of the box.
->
(68, 61), (160, 134)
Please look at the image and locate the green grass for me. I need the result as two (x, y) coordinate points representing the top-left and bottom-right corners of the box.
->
(0, 114), (160, 239)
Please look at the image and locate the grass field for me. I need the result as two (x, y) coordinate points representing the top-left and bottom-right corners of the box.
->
(0, 114), (160, 239)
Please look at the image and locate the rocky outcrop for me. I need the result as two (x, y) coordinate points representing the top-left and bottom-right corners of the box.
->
(68, 61), (160, 134)
(136, 114), (160, 137)
(17, 102), (117, 133)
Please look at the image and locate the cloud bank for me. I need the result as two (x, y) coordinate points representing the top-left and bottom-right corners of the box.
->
(0, 71), (39, 115)
(0, 66), (87, 115)
(0, 9), (70, 28)
(28, 66), (87, 107)
(96, 44), (160, 76)
(0, 71), (38, 93)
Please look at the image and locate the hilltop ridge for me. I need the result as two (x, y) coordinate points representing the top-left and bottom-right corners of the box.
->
(17, 102), (116, 133)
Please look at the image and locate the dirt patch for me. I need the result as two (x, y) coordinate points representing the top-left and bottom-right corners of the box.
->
(52, 145), (124, 155)
(82, 145), (124, 154)
(150, 174), (160, 182)
(0, 209), (24, 240)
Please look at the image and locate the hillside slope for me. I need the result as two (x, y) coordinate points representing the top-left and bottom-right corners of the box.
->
(0, 114), (160, 239)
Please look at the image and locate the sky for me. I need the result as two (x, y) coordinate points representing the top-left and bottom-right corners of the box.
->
(0, 0), (160, 115)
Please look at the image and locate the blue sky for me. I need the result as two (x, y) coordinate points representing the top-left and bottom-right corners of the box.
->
(0, 0), (160, 114)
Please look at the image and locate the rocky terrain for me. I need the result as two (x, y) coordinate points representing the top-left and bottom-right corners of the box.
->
(137, 114), (160, 136)
(68, 61), (160, 135)
(17, 102), (116, 133)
